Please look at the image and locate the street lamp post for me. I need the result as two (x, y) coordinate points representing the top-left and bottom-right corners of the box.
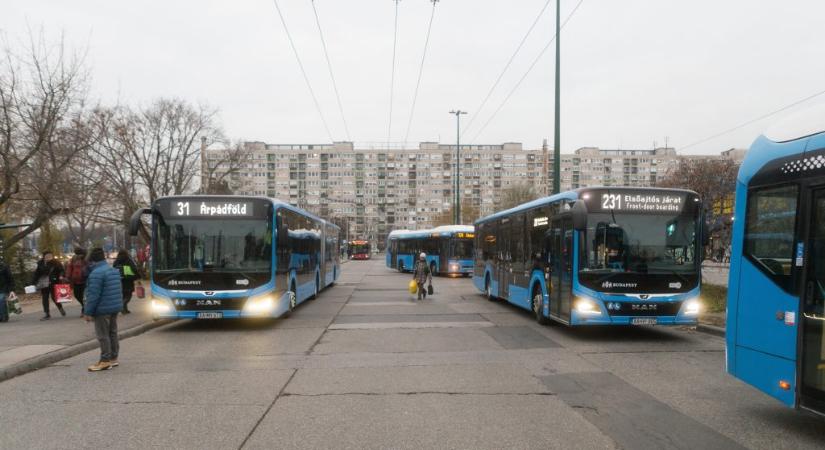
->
(449, 110), (467, 224)
(552, 0), (561, 194)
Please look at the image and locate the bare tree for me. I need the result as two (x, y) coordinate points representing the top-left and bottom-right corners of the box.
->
(0, 31), (91, 247)
(201, 140), (254, 194)
(499, 183), (539, 210)
(432, 199), (481, 226)
(658, 157), (739, 216)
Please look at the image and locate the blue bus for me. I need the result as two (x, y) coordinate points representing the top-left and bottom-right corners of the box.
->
(726, 113), (825, 416)
(474, 187), (703, 326)
(129, 196), (340, 320)
(385, 225), (475, 276)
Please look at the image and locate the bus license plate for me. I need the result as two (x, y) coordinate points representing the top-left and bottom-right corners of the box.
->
(197, 312), (223, 319)
(631, 317), (657, 326)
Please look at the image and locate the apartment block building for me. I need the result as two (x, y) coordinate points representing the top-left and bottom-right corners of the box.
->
(204, 141), (743, 249)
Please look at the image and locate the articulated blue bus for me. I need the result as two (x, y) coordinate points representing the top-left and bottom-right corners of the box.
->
(474, 187), (703, 326)
(726, 111), (825, 416)
(385, 225), (475, 276)
(129, 196), (340, 320)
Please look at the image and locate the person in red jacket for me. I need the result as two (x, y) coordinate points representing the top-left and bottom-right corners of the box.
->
(64, 247), (89, 317)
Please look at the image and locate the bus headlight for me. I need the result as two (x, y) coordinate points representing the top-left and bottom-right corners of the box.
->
(574, 297), (602, 315)
(683, 298), (701, 316)
(243, 294), (276, 315)
(151, 297), (174, 314)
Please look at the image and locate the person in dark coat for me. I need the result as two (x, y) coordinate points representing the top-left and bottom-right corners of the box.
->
(64, 247), (89, 316)
(31, 251), (66, 320)
(0, 259), (14, 322)
(113, 249), (140, 314)
(412, 252), (433, 301)
(84, 248), (123, 372)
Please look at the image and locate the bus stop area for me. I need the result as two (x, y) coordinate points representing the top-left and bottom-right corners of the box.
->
(0, 259), (822, 449)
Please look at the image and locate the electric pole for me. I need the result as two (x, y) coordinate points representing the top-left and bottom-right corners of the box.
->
(553, 0), (561, 194)
(449, 110), (467, 224)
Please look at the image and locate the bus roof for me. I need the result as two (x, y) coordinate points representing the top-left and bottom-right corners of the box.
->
(387, 229), (432, 239)
(431, 225), (474, 234)
(474, 186), (698, 225)
(153, 195), (340, 231)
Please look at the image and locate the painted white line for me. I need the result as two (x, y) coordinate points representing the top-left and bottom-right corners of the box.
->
(346, 302), (421, 307)
(329, 321), (494, 330)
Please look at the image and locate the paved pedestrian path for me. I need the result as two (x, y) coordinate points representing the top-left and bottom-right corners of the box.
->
(0, 296), (154, 375)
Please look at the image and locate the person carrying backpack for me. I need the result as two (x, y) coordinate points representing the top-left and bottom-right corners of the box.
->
(65, 247), (89, 316)
(412, 252), (432, 301)
(113, 249), (140, 315)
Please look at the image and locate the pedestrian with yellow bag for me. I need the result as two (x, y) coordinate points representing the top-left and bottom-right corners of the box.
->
(411, 252), (432, 301)
(113, 250), (141, 315)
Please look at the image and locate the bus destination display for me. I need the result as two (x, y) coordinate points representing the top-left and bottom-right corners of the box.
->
(591, 191), (686, 214)
(171, 201), (254, 217)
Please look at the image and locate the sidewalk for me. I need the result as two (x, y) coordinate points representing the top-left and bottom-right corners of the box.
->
(0, 295), (165, 381)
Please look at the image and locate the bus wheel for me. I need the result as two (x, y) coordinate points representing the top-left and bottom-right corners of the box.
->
(485, 276), (495, 301)
(398, 261), (405, 272)
(533, 290), (551, 325)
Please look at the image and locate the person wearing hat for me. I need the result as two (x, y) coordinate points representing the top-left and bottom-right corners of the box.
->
(65, 247), (89, 316)
(83, 248), (123, 372)
(411, 252), (432, 301)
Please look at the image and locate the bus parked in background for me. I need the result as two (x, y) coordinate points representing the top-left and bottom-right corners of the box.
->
(386, 226), (475, 276)
(430, 225), (475, 276)
(348, 240), (371, 260)
(130, 196), (340, 320)
(727, 109), (825, 416)
(474, 187), (703, 326)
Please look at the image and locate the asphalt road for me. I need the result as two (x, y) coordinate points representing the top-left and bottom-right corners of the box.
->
(0, 259), (822, 449)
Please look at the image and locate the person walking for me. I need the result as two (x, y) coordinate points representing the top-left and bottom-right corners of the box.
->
(65, 247), (89, 317)
(113, 250), (140, 315)
(412, 252), (432, 301)
(0, 259), (14, 323)
(83, 248), (123, 372)
(32, 251), (66, 320)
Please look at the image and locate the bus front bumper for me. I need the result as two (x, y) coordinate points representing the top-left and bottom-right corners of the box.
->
(150, 291), (292, 320)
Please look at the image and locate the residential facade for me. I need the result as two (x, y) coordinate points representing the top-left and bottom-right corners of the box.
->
(204, 141), (744, 249)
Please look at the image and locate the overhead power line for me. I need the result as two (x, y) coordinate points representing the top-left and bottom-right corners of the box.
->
(272, 0), (334, 142)
(311, 0), (351, 141)
(470, 0), (585, 144)
(679, 87), (825, 151)
(461, 0), (553, 139)
(403, 0), (439, 146)
(387, 0), (401, 148)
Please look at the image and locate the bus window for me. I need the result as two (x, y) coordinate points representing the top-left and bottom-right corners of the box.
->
(744, 184), (798, 291)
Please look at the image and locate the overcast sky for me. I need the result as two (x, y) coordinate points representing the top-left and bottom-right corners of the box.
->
(3, 0), (824, 154)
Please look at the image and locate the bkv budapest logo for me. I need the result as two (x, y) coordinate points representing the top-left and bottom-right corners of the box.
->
(602, 281), (638, 289)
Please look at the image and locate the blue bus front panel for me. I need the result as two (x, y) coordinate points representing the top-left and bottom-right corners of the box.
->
(444, 258), (473, 276)
(150, 286), (292, 320)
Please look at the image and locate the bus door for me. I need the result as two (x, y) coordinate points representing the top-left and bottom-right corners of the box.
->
(498, 219), (511, 299)
(550, 217), (573, 321)
(801, 188), (825, 412)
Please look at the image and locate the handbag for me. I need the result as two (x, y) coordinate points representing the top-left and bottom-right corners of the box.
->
(53, 283), (73, 304)
(408, 279), (418, 294)
(35, 276), (50, 290)
(135, 282), (146, 299)
(427, 283), (434, 295)
(7, 292), (21, 315)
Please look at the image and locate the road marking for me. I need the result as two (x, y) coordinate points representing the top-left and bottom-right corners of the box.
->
(346, 302), (422, 307)
(329, 321), (494, 330)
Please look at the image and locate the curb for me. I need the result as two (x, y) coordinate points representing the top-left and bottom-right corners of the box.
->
(696, 323), (725, 338)
(0, 319), (173, 383)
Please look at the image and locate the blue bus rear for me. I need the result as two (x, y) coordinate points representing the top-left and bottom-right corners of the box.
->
(474, 187), (702, 326)
(130, 196), (340, 320)
(726, 115), (825, 416)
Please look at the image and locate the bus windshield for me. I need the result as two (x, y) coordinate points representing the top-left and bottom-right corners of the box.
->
(154, 218), (272, 273)
(351, 243), (370, 255)
(453, 238), (473, 259)
(580, 212), (698, 275)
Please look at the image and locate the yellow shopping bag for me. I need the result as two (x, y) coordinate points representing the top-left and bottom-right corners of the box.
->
(408, 279), (418, 294)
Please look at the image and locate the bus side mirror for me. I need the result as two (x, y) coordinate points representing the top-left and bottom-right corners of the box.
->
(129, 208), (152, 237)
(571, 200), (587, 231)
(702, 217), (711, 247)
